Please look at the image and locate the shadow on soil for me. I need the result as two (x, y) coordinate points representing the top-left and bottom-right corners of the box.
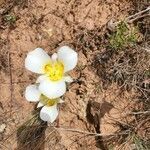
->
(86, 100), (114, 150)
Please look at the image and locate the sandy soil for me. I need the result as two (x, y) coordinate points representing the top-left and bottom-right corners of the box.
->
(0, 0), (143, 149)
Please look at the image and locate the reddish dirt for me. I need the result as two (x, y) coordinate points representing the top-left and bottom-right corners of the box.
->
(0, 0), (139, 149)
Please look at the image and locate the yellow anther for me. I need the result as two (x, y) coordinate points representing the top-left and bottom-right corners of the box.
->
(44, 61), (64, 81)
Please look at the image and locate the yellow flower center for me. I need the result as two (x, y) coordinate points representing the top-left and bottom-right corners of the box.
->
(40, 94), (59, 106)
(44, 61), (64, 81)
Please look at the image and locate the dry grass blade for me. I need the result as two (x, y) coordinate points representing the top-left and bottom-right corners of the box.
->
(17, 109), (47, 150)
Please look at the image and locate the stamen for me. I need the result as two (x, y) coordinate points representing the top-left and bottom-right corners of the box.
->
(44, 61), (64, 81)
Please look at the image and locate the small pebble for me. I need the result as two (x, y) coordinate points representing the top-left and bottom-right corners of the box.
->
(0, 124), (6, 133)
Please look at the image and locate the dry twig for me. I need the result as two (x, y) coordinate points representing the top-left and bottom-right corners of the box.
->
(52, 126), (130, 137)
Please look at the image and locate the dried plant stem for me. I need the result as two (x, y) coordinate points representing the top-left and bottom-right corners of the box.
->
(53, 126), (130, 137)
(129, 110), (150, 115)
(108, 6), (150, 31)
(128, 14), (150, 23)
(126, 6), (150, 21)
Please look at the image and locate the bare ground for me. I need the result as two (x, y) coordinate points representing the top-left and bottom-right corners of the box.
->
(0, 0), (149, 150)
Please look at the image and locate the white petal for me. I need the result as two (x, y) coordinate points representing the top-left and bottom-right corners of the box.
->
(25, 48), (51, 74)
(58, 98), (64, 103)
(51, 53), (58, 61)
(57, 46), (78, 72)
(25, 85), (41, 102)
(38, 78), (66, 99)
(63, 76), (73, 83)
(37, 102), (44, 108)
(36, 75), (48, 83)
(40, 104), (58, 123)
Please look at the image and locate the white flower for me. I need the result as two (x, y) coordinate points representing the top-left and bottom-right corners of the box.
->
(25, 46), (78, 99)
(25, 84), (64, 123)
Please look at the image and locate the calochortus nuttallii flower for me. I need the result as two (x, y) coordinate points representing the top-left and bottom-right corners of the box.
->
(25, 84), (64, 123)
(25, 46), (78, 122)
(25, 46), (78, 99)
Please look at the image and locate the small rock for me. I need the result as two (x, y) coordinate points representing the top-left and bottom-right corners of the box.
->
(107, 19), (117, 31)
(0, 124), (6, 133)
